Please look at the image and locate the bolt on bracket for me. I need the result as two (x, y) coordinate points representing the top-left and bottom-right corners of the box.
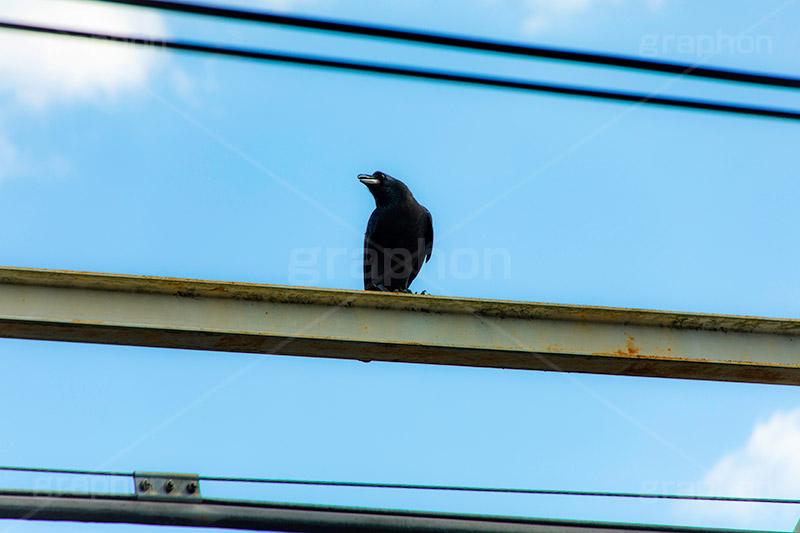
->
(134, 472), (201, 502)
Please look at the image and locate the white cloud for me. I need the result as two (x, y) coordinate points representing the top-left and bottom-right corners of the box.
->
(0, 0), (168, 109)
(679, 408), (800, 531)
(519, 0), (663, 34)
(522, 0), (594, 34)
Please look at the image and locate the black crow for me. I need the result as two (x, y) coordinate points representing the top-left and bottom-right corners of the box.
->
(358, 171), (433, 292)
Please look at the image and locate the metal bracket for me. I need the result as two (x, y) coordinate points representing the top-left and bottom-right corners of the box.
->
(134, 472), (201, 502)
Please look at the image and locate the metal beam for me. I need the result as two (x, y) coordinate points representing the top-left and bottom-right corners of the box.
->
(0, 490), (780, 533)
(0, 266), (798, 385)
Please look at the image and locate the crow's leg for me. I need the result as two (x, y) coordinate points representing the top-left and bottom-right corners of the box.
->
(365, 282), (392, 291)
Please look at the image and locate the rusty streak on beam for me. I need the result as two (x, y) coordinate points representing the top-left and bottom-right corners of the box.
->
(0, 266), (798, 385)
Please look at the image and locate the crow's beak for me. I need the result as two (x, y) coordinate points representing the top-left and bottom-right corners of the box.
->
(358, 174), (380, 185)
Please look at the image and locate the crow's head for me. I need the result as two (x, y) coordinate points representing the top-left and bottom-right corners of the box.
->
(358, 171), (412, 207)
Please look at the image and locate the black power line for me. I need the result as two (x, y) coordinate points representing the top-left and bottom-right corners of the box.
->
(200, 475), (800, 505)
(1, 20), (799, 122)
(86, 0), (800, 90)
(2, 490), (787, 533)
(0, 466), (129, 477)
(2, 465), (800, 505)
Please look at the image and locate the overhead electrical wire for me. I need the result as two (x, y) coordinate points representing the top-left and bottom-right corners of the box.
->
(0, 466), (129, 477)
(1, 465), (799, 505)
(200, 475), (800, 505)
(1, 20), (799, 122)
(85, 0), (800, 90)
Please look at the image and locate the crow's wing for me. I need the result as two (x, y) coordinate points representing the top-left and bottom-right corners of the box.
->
(363, 210), (381, 289)
(407, 208), (433, 288)
(423, 208), (433, 263)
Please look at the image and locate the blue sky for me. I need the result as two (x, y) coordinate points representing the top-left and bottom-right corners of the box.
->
(1, 0), (800, 531)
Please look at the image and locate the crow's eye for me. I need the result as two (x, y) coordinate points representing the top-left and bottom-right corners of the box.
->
(374, 172), (385, 180)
